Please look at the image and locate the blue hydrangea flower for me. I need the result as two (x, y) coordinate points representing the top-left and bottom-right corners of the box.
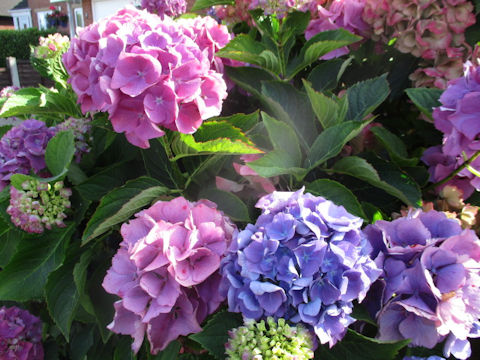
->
(220, 188), (381, 347)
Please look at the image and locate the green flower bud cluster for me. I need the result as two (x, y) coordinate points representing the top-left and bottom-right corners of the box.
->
(226, 317), (314, 360)
(7, 179), (71, 233)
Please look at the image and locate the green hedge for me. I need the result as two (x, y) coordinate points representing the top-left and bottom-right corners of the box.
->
(0, 28), (58, 67)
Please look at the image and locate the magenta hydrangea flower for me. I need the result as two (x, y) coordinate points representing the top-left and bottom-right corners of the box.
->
(364, 209), (480, 360)
(63, 6), (228, 149)
(0, 119), (56, 190)
(7, 180), (71, 233)
(102, 196), (236, 354)
(0, 306), (43, 360)
(422, 61), (480, 199)
(220, 188), (381, 347)
(140, 0), (186, 18)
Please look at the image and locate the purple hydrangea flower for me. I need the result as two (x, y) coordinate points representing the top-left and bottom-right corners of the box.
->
(63, 6), (229, 149)
(0, 119), (56, 190)
(403, 357), (445, 360)
(364, 209), (480, 360)
(0, 306), (43, 360)
(102, 197), (236, 354)
(140, 0), (186, 18)
(220, 188), (381, 347)
(422, 62), (480, 199)
(56, 117), (92, 162)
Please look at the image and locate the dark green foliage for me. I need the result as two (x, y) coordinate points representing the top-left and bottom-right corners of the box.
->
(0, 28), (57, 67)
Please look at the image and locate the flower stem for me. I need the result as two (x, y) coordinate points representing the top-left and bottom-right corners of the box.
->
(159, 134), (185, 189)
(426, 150), (480, 191)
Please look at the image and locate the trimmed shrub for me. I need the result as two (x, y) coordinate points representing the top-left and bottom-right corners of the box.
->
(0, 28), (58, 67)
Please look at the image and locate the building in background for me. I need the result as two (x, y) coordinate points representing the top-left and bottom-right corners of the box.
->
(0, 0), (17, 29)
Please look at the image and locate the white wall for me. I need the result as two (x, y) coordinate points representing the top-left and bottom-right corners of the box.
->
(91, 0), (134, 22)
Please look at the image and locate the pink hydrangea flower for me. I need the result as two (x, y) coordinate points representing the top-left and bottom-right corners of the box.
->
(63, 6), (229, 149)
(102, 197), (236, 354)
(140, 0), (187, 18)
(363, 0), (475, 88)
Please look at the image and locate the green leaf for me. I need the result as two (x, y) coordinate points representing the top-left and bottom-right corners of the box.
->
(0, 125), (12, 137)
(315, 329), (410, 360)
(0, 224), (22, 267)
(224, 66), (277, 98)
(305, 121), (369, 169)
(191, 0), (234, 11)
(113, 336), (135, 360)
(210, 111), (259, 132)
(0, 87), (42, 117)
(216, 35), (279, 74)
(248, 150), (307, 179)
(45, 130), (75, 176)
(306, 179), (366, 219)
(198, 188), (250, 222)
(150, 341), (181, 360)
(303, 80), (341, 129)
(70, 324), (95, 360)
(280, 10), (310, 38)
(0, 87), (80, 118)
(287, 29), (361, 79)
(262, 112), (302, 164)
(46, 250), (84, 339)
(371, 126), (418, 167)
(82, 177), (169, 245)
(332, 156), (421, 206)
(261, 81), (317, 148)
(0, 225), (74, 301)
(346, 74), (390, 121)
(190, 310), (243, 360)
(171, 121), (262, 160)
(10, 173), (36, 190)
(247, 112), (305, 179)
(307, 58), (352, 92)
(75, 161), (139, 202)
(405, 88), (442, 121)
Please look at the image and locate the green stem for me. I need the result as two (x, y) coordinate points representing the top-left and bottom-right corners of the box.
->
(426, 150), (480, 191)
(160, 134), (185, 190)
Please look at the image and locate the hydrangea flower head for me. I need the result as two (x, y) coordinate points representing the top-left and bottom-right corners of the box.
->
(422, 61), (480, 198)
(140, 0), (186, 17)
(7, 179), (71, 233)
(0, 306), (43, 360)
(33, 33), (69, 59)
(364, 209), (480, 359)
(63, 6), (228, 149)
(56, 117), (92, 162)
(221, 188), (381, 347)
(0, 119), (56, 190)
(102, 196), (236, 354)
(226, 317), (315, 360)
(362, 0), (475, 88)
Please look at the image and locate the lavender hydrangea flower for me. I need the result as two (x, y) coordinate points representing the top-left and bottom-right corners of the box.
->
(7, 179), (71, 233)
(56, 117), (92, 162)
(0, 119), (56, 190)
(0, 306), (43, 360)
(364, 209), (480, 360)
(102, 197), (236, 354)
(221, 188), (381, 347)
(422, 62), (480, 199)
(226, 317), (315, 360)
(403, 357), (445, 360)
(140, 0), (186, 17)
